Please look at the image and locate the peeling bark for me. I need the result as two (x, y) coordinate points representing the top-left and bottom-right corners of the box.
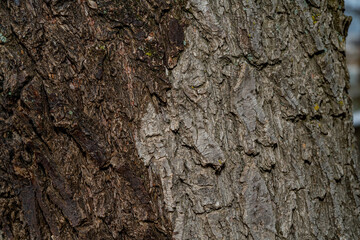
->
(1, 0), (360, 239)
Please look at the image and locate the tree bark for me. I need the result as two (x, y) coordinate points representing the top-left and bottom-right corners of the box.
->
(0, 0), (359, 239)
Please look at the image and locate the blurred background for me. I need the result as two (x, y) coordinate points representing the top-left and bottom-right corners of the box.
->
(345, 0), (360, 150)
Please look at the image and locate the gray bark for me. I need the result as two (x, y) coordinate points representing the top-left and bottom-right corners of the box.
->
(136, 0), (360, 239)
(0, 0), (359, 239)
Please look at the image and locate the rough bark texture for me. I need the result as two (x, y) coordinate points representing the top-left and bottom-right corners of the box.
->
(0, 0), (185, 239)
(1, 0), (360, 239)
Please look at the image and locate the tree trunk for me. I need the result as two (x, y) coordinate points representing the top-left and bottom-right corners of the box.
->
(1, 0), (359, 239)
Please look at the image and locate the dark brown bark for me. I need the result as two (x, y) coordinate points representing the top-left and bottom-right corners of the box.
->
(0, 0), (186, 239)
